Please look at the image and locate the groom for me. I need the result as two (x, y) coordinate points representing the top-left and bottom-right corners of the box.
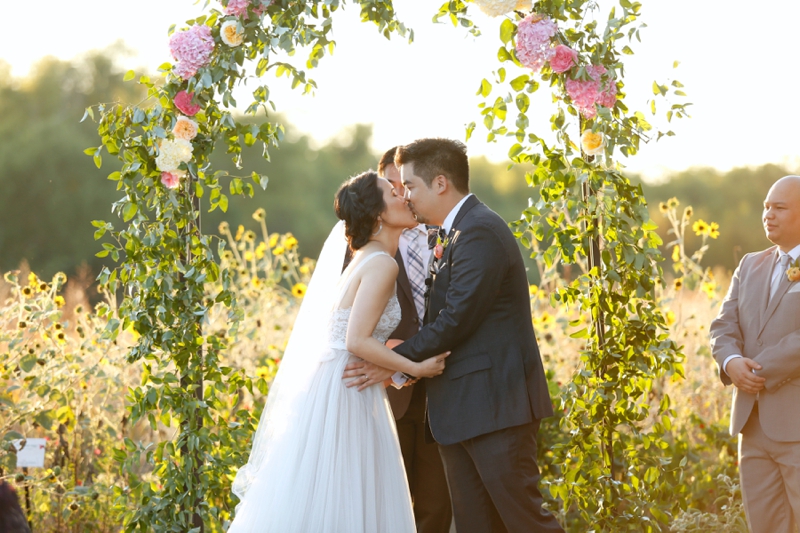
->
(710, 175), (800, 533)
(391, 138), (562, 532)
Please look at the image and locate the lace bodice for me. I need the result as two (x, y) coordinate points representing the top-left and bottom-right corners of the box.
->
(325, 251), (402, 351)
(327, 296), (402, 349)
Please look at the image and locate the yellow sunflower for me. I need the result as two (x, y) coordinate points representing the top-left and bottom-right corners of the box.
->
(292, 283), (307, 298)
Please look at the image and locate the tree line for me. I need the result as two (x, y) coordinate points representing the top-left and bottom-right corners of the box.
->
(0, 48), (786, 281)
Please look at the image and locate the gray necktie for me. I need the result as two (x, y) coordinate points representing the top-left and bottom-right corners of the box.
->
(769, 254), (791, 301)
(405, 229), (427, 321)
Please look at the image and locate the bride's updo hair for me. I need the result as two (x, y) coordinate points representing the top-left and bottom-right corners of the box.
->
(334, 170), (386, 251)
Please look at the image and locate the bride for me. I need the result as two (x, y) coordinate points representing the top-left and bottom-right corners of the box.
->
(228, 170), (449, 532)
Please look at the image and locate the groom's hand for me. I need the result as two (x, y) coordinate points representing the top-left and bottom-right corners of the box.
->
(727, 357), (765, 394)
(343, 361), (395, 391)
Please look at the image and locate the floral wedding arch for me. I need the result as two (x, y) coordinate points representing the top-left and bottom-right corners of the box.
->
(89, 0), (689, 530)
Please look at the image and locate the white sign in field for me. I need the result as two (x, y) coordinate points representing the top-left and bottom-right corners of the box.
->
(12, 438), (47, 468)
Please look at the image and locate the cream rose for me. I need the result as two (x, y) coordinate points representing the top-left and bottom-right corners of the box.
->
(173, 116), (199, 141)
(580, 130), (604, 156)
(156, 138), (193, 172)
(220, 20), (244, 47)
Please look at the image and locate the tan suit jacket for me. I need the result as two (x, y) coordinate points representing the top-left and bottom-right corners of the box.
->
(710, 246), (800, 441)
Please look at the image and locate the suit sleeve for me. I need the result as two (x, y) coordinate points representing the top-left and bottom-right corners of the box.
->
(393, 224), (508, 362)
(709, 255), (747, 386)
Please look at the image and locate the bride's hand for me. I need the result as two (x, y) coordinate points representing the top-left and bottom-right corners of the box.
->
(414, 352), (451, 378)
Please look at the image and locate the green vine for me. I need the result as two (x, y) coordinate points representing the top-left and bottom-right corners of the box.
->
(437, 0), (689, 529)
(88, 1), (408, 531)
(89, 0), (690, 530)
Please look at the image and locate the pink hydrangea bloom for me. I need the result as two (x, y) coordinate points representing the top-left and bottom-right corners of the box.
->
(169, 25), (215, 80)
(515, 14), (558, 72)
(224, 0), (270, 17)
(565, 64), (617, 118)
(174, 91), (202, 116)
(161, 171), (182, 189)
(549, 44), (578, 73)
(565, 78), (601, 118)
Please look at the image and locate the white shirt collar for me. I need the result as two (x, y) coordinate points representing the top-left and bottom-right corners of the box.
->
(442, 194), (473, 234)
(777, 243), (800, 263)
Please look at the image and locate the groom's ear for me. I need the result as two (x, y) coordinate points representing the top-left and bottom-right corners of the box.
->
(433, 174), (448, 195)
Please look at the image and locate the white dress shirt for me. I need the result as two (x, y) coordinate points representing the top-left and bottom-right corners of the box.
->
(442, 194), (474, 234)
(723, 243), (800, 375)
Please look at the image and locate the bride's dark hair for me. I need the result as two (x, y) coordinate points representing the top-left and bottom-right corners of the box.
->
(334, 170), (386, 251)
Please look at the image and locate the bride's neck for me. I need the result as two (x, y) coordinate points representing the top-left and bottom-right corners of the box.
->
(366, 226), (401, 257)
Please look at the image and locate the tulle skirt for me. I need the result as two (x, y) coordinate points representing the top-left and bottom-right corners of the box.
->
(228, 350), (415, 533)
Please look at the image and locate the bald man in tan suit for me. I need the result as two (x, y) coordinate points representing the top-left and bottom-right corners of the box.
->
(710, 175), (800, 533)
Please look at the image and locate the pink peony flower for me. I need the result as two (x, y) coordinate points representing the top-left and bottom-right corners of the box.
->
(549, 44), (578, 73)
(161, 171), (182, 189)
(515, 14), (558, 72)
(174, 91), (201, 116)
(169, 25), (215, 80)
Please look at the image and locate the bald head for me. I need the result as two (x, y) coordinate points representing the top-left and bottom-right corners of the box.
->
(763, 175), (800, 251)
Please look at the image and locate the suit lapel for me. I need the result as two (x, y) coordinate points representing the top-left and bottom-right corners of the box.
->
(757, 247), (787, 337)
(450, 195), (480, 233)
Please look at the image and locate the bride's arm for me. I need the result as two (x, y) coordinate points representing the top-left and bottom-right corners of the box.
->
(345, 256), (446, 378)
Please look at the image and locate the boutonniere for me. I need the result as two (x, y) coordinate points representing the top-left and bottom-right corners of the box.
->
(434, 235), (451, 260)
(788, 258), (800, 282)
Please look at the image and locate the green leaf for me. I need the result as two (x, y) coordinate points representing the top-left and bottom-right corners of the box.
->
(499, 19), (516, 45)
(497, 47), (512, 62)
(510, 75), (529, 92)
(83, 147), (98, 156)
(20, 353), (37, 372)
(477, 79), (492, 98)
(123, 70), (136, 81)
(93, 153), (102, 169)
(122, 202), (138, 222)
(219, 194), (229, 212)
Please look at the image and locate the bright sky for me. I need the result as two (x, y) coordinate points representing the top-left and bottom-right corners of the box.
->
(2, 0), (798, 180)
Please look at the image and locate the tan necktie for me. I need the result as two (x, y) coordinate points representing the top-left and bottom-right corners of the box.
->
(769, 254), (791, 301)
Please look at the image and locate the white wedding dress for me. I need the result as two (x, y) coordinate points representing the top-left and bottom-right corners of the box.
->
(228, 248), (415, 533)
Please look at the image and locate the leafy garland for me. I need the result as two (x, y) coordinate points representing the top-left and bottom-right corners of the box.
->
(439, 0), (690, 528)
(89, 0), (689, 530)
(88, 1), (409, 530)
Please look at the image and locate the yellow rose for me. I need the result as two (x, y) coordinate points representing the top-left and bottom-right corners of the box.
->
(580, 130), (604, 156)
(787, 267), (800, 283)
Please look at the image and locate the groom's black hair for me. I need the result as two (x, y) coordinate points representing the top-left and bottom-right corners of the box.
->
(394, 138), (469, 194)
